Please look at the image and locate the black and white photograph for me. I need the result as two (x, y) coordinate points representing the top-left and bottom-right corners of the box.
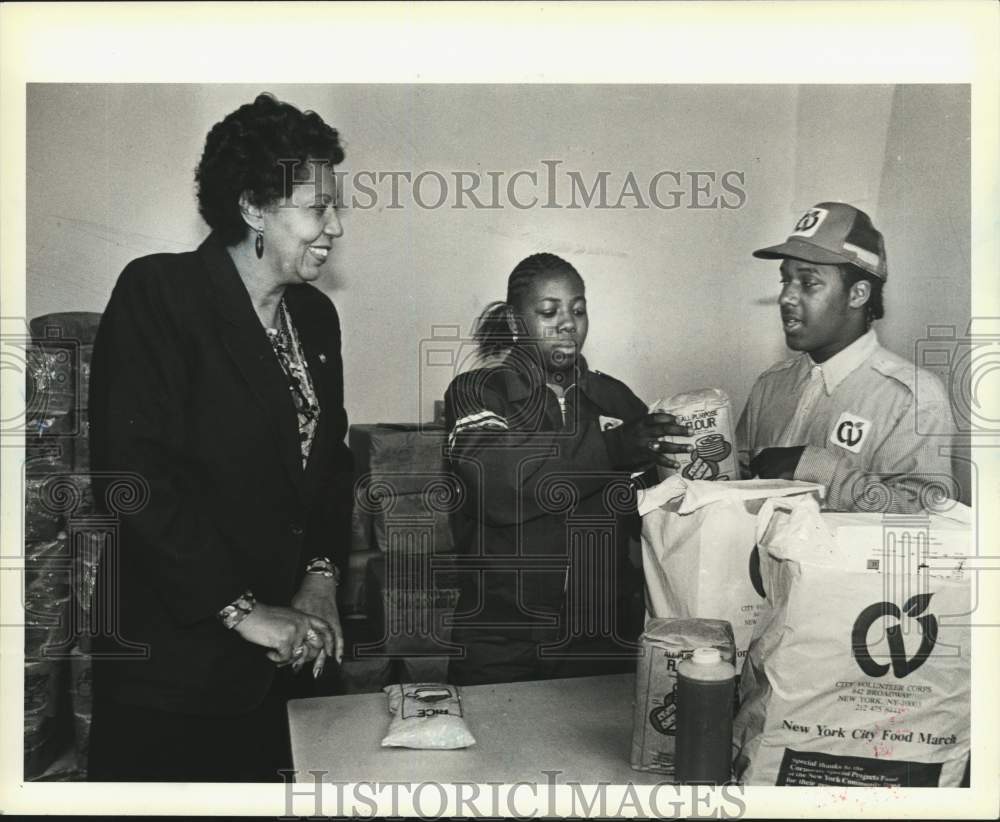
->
(2, 2), (998, 818)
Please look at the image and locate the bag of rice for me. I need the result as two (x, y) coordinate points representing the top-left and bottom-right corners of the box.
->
(650, 388), (738, 481)
(381, 683), (476, 750)
(735, 494), (971, 786)
(631, 617), (736, 774)
(638, 475), (823, 672)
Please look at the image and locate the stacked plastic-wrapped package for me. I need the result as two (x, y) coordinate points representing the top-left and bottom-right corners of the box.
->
(23, 537), (72, 778)
(24, 312), (101, 780)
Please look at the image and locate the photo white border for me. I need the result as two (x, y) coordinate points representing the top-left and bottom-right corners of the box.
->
(1, 1), (997, 817)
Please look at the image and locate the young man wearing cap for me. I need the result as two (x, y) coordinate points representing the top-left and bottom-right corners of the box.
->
(735, 202), (956, 513)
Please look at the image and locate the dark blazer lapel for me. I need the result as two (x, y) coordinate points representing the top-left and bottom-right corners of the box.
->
(198, 235), (304, 491)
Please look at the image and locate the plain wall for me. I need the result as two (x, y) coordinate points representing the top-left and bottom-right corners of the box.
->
(26, 84), (970, 428)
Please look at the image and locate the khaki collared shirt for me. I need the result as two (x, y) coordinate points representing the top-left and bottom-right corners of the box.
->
(736, 330), (957, 512)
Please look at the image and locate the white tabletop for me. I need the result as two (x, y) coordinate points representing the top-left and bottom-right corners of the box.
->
(287, 673), (667, 785)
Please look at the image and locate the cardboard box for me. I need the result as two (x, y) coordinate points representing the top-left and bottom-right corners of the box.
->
(372, 492), (455, 555)
(340, 547), (381, 617)
(29, 312), (102, 346)
(365, 553), (460, 656)
(350, 424), (448, 498)
(338, 655), (395, 695)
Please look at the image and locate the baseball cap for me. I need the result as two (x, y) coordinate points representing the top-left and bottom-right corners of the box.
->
(752, 202), (888, 281)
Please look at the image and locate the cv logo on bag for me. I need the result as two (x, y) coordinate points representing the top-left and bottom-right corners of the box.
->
(748, 545), (767, 599)
(851, 593), (939, 678)
(830, 412), (872, 454)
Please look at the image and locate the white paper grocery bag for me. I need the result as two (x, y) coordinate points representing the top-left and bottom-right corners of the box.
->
(736, 494), (972, 786)
(638, 476), (823, 671)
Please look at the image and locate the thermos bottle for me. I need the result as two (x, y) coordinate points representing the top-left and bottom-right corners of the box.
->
(675, 647), (736, 784)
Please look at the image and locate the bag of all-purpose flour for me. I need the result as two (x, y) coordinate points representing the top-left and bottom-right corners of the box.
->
(650, 388), (738, 482)
(631, 617), (736, 774)
(638, 476), (823, 672)
(734, 494), (972, 787)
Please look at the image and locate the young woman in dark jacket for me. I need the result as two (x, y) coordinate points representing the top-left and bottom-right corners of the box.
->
(444, 253), (692, 686)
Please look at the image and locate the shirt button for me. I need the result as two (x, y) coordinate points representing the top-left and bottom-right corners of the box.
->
(290, 524), (304, 536)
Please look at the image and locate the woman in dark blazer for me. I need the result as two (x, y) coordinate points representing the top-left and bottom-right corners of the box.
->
(86, 93), (354, 782)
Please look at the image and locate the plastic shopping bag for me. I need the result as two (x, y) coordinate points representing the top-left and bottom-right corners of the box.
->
(638, 475), (823, 671)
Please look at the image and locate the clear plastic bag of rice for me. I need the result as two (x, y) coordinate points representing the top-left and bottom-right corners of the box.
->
(381, 683), (476, 750)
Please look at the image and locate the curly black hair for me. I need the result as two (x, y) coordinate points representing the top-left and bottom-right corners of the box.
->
(195, 93), (345, 244)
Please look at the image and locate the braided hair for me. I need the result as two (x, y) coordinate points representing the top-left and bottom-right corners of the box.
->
(473, 253), (583, 357)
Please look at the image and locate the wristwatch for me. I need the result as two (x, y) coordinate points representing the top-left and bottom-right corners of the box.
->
(305, 556), (341, 586)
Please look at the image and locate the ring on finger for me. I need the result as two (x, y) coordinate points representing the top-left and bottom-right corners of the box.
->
(292, 644), (306, 657)
(305, 628), (319, 643)
(647, 439), (659, 451)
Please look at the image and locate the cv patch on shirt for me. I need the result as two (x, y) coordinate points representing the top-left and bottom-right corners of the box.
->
(599, 415), (624, 431)
(830, 411), (872, 454)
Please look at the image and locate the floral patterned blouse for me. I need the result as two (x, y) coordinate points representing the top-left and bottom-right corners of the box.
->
(264, 298), (320, 468)
(217, 298), (330, 627)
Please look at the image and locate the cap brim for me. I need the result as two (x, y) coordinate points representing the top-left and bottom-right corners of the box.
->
(752, 237), (853, 267)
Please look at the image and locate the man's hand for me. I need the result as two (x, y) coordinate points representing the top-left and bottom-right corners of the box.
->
(616, 412), (693, 469)
(232, 602), (334, 668)
(291, 574), (345, 672)
(750, 446), (806, 480)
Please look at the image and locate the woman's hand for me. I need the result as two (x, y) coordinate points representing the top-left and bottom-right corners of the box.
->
(617, 412), (694, 469)
(232, 602), (334, 668)
(291, 574), (345, 672)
